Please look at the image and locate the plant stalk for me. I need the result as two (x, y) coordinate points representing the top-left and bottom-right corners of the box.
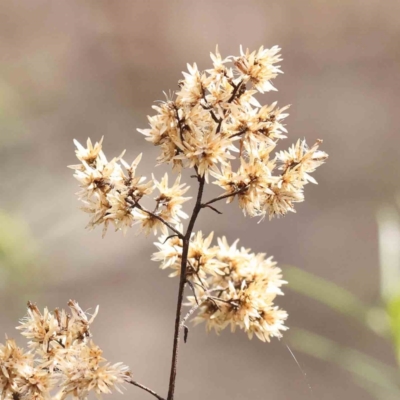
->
(167, 174), (205, 400)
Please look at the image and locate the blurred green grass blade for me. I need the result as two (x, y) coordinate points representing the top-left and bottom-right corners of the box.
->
(376, 204), (400, 362)
(285, 266), (369, 323)
(352, 375), (400, 400)
(288, 328), (400, 399)
(387, 295), (400, 364)
(376, 206), (400, 303)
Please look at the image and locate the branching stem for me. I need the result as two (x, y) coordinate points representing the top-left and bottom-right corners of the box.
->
(133, 202), (184, 239)
(201, 185), (250, 208)
(167, 173), (206, 400)
(227, 80), (243, 103)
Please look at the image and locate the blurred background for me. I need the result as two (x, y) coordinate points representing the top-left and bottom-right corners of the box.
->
(1, 0), (400, 399)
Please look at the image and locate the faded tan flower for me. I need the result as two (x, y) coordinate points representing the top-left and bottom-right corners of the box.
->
(1, 301), (130, 400)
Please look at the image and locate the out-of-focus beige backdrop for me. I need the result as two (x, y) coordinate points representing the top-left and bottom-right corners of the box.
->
(0, 1), (399, 399)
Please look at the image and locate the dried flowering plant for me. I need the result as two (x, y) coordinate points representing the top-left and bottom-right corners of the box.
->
(0, 300), (137, 400)
(0, 46), (327, 400)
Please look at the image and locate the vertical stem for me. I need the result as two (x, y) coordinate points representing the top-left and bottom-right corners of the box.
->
(167, 174), (205, 400)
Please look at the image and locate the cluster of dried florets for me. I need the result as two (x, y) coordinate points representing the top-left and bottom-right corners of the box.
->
(138, 46), (328, 219)
(69, 46), (328, 349)
(153, 234), (287, 342)
(71, 46), (327, 238)
(0, 301), (129, 400)
(69, 138), (190, 237)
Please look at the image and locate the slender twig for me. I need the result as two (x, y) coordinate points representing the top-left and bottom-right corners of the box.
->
(167, 173), (206, 400)
(216, 118), (223, 134)
(209, 109), (221, 124)
(201, 101), (223, 132)
(208, 296), (239, 308)
(127, 378), (165, 400)
(180, 299), (204, 328)
(163, 234), (180, 244)
(190, 279), (208, 293)
(201, 185), (250, 207)
(173, 104), (186, 145)
(186, 280), (200, 305)
(200, 85), (222, 124)
(194, 271), (207, 289)
(229, 128), (247, 139)
(133, 202), (184, 239)
(227, 80), (243, 103)
(203, 204), (223, 214)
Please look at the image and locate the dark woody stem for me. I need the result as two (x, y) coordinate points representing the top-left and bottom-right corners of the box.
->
(167, 172), (206, 400)
(128, 169), (233, 399)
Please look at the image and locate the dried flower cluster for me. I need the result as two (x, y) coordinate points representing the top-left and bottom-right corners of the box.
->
(69, 45), (326, 340)
(138, 46), (327, 219)
(70, 46), (327, 240)
(0, 301), (129, 400)
(69, 139), (188, 237)
(154, 234), (287, 342)
(65, 45), (327, 400)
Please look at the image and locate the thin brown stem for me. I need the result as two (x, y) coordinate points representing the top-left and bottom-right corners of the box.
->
(186, 280), (200, 305)
(204, 204), (223, 214)
(227, 80), (243, 103)
(133, 202), (184, 239)
(173, 104), (186, 146)
(201, 185), (250, 208)
(162, 234), (180, 244)
(200, 85), (218, 118)
(127, 378), (165, 400)
(216, 118), (223, 134)
(229, 128), (247, 139)
(167, 173), (206, 400)
(209, 109), (221, 124)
